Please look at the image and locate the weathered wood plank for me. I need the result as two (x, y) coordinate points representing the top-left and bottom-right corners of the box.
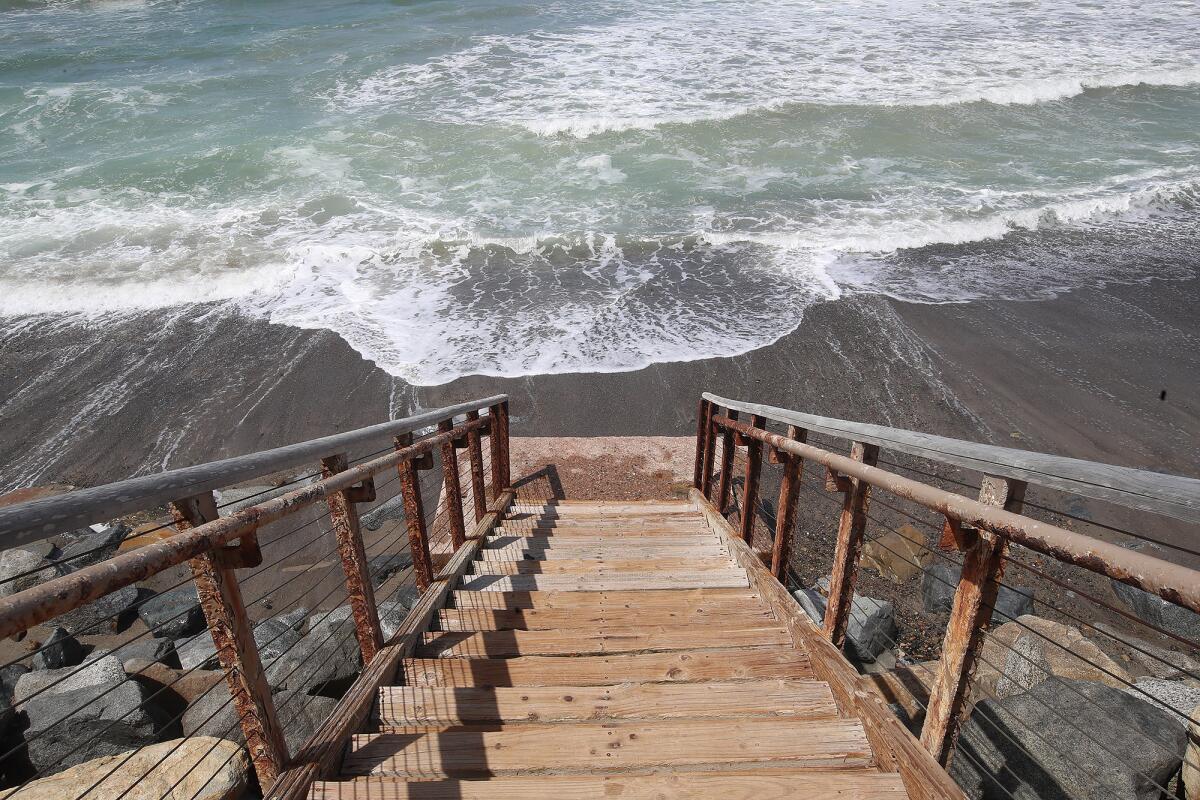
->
(310, 770), (908, 800)
(477, 541), (729, 561)
(344, 718), (872, 776)
(376, 680), (836, 725)
(418, 626), (791, 657)
(468, 558), (736, 575)
(399, 647), (814, 687)
(458, 572), (749, 592)
(435, 606), (775, 631)
(449, 588), (760, 611)
(492, 525), (715, 538)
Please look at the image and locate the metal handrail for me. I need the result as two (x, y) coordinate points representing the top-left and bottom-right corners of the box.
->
(703, 392), (1200, 524)
(0, 394), (507, 547)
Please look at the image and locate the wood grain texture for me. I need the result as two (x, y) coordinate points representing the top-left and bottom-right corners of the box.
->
(417, 626), (791, 657)
(376, 680), (836, 725)
(435, 606), (775, 631)
(344, 718), (872, 776)
(449, 588), (760, 610)
(399, 647), (814, 687)
(468, 557), (736, 575)
(476, 541), (729, 561)
(458, 572), (749, 592)
(310, 770), (907, 800)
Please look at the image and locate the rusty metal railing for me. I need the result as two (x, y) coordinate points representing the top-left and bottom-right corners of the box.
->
(0, 395), (510, 793)
(694, 393), (1200, 771)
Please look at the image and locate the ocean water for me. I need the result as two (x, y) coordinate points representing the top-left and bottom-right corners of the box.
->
(1, 0), (1198, 384)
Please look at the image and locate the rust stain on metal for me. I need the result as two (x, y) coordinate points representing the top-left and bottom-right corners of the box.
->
(692, 399), (710, 490)
(465, 410), (488, 524)
(321, 454), (383, 662)
(172, 492), (289, 789)
(488, 401), (511, 497)
(438, 419), (467, 549)
(739, 414), (766, 544)
(822, 441), (880, 648)
(770, 426), (806, 580)
(396, 432), (434, 591)
(716, 408), (739, 514)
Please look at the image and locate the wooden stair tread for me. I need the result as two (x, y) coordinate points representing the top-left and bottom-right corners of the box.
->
(477, 542), (730, 561)
(458, 572), (749, 592)
(469, 558), (736, 574)
(418, 626), (791, 657)
(492, 526), (718, 538)
(310, 770), (908, 800)
(450, 588), (761, 610)
(436, 607), (776, 631)
(399, 647), (814, 686)
(376, 680), (837, 725)
(344, 717), (872, 776)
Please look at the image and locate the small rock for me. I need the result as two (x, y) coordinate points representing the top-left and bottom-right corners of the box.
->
(951, 678), (1187, 800)
(57, 522), (130, 568)
(0, 548), (64, 599)
(1124, 678), (1200, 720)
(14, 652), (124, 707)
(121, 637), (177, 667)
(0, 736), (248, 800)
(137, 585), (206, 639)
(922, 562), (1034, 621)
(1111, 579), (1200, 642)
(275, 605), (309, 633)
(0, 664), (29, 703)
(861, 524), (930, 583)
(369, 553), (414, 588)
(52, 584), (139, 635)
(31, 628), (83, 671)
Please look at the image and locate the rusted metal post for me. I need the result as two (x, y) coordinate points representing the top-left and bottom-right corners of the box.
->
(770, 426), (807, 580)
(700, 404), (719, 498)
(170, 492), (288, 788)
(488, 401), (510, 499)
(438, 419), (467, 549)
(465, 410), (488, 524)
(920, 476), (1027, 766)
(320, 454), (383, 662)
(738, 414), (766, 543)
(692, 399), (711, 489)
(822, 441), (880, 648)
(716, 410), (739, 514)
(395, 432), (434, 591)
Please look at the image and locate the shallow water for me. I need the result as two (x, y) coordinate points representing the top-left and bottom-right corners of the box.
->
(1, 0), (1198, 383)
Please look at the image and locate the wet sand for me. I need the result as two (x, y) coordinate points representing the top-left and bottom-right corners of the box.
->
(1, 272), (1196, 493)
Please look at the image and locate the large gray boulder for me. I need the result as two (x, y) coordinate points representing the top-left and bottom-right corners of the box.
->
(1123, 678), (1200, 719)
(267, 617), (362, 696)
(137, 585), (205, 639)
(21, 680), (161, 773)
(792, 586), (896, 663)
(14, 652), (125, 707)
(51, 584), (139, 635)
(57, 522), (129, 568)
(121, 637), (178, 667)
(183, 685), (336, 754)
(950, 678), (1187, 800)
(0, 548), (64, 599)
(1110, 580), (1200, 642)
(175, 613), (303, 670)
(922, 562), (1034, 621)
(370, 553), (414, 587)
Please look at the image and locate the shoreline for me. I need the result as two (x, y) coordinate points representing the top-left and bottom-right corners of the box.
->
(1, 272), (1196, 492)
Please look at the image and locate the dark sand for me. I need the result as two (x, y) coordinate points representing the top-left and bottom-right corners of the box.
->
(2, 272), (1196, 491)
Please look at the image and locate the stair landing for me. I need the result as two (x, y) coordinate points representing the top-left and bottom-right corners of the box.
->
(309, 500), (909, 800)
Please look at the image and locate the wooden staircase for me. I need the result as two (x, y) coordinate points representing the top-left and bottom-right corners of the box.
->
(309, 499), (910, 799)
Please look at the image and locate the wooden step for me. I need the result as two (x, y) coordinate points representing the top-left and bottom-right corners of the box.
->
(450, 588), (761, 610)
(486, 533), (720, 548)
(458, 572), (749, 592)
(468, 558), (735, 575)
(311, 770), (908, 800)
(436, 606), (776, 631)
(343, 718), (872, 777)
(503, 514), (708, 527)
(376, 680), (837, 725)
(418, 625), (791, 658)
(493, 526), (716, 538)
(477, 541), (729, 561)
(399, 647), (813, 686)
(511, 502), (695, 514)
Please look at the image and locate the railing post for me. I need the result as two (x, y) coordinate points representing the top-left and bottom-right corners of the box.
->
(438, 419), (468, 549)
(770, 425), (807, 580)
(320, 454), (383, 662)
(395, 432), (434, 591)
(692, 398), (711, 489)
(738, 414), (766, 543)
(700, 404), (719, 498)
(465, 410), (488, 523)
(170, 491), (288, 789)
(488, 401), (510, 498)
(716, 409), (739, 514)
(822, 441), (880, 647)
(920, 475), (1027, 766)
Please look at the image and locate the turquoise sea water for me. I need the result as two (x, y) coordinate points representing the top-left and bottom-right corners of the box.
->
(1, 0), (1198, 383)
